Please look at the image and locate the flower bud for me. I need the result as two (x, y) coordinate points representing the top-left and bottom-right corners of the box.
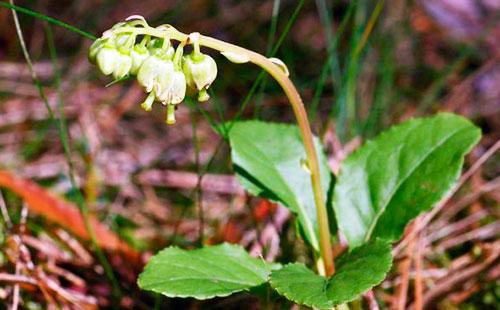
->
(130, 44), (149, 75)
(182, 53), (217, 96)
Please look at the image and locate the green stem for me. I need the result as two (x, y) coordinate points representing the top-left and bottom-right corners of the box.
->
(0, 1), (96, 40)
(121, 26), (335, 275)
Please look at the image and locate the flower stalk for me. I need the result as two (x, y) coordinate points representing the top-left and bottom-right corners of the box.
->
(93, 21), (335, 276)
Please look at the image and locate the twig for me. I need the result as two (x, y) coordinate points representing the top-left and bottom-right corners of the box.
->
(8, 204), (28, 310)
(35, 268), (98, 308)
(394, 233), (415, 310)
(382, 269), (448, 288)
(414, 243), (499, 307)
(413, 232), (424, 310)
(172, 139), (225, 240)
(138, 169), (244, 195)
(0, 273), (37, 286)
(432, 221), (499, 253)
(0, 189), (12, 228)
(0, 61), (55, 80)
(432, 176), (500, 230)
(426, 209), (489, 243)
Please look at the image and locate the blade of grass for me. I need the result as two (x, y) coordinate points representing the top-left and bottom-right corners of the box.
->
(267, 0), (281, 55)
(228, 0), (304, 128)
(353, 0), (385, 58)
(362, 34), (394, 137)
(253, 0), (281, 118)
(186, 0), (303, 138)
(313, 0), (342, 116)
(9, 1), (120, 298)
(334, 29), (361, 141)
(0, 1), (96, 40)
(331, 0), (385, 141)
(309, 2), (356, 123)
(208, 88), (228, 133)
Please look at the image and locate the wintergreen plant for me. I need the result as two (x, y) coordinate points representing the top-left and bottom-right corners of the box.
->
(89, 16), (217, 124)
(89, 17), (481, 309)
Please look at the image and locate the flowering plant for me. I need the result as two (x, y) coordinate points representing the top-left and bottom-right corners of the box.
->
(89, 16), (481, 309)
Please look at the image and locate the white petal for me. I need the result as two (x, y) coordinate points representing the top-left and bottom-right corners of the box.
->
(126, 15), (146, 22)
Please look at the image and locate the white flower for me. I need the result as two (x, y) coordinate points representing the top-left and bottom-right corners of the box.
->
(157, 69), (186, 105)
(112, 50), (132, 79)
(137, 52), (174, 94)
(96, 45), (119, 76)
(182, 53), (217, 101)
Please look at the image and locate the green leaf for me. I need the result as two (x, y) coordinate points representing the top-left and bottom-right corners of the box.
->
(333, 113), (481, 247)
(270, 240), (392, 308)
(138, 243), (271, 299)
(228, 121), (333, 251)
(271, 263), (332, 309)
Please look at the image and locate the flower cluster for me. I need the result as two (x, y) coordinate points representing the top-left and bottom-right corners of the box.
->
(89, 17), (217, 124)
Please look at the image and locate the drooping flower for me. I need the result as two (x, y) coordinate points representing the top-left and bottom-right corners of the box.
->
(112, 50), (133, 79)
(182, 53), (217, 102)
(96, 44), (119, 76)
(89, 20), (221, 125)
(157, 69), (186, 105)
(137, 49), (174, 95)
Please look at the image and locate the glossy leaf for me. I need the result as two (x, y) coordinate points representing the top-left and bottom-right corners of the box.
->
(270, 240), (392, 308)
(228, 121), (332, 251)
(138, 243), (271, 299)
(333, 113), (481, 247)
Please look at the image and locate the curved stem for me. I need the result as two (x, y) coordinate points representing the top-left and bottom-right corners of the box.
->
(115, 26), (335, 276)
(200, 32), (335, 277)
(189, 29), (335, 275)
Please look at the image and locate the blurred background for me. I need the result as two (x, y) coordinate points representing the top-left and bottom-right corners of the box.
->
(0, 0), (499, 309)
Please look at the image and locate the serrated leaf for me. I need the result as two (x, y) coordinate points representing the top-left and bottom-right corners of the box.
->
(326, 239), (392, 303)
(270, 240), (392, 308)
(333, 113), (481, 247)
(270, 264), (332, 309)
(138, 243), (271, 299)
(228, 121), (333, 251)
